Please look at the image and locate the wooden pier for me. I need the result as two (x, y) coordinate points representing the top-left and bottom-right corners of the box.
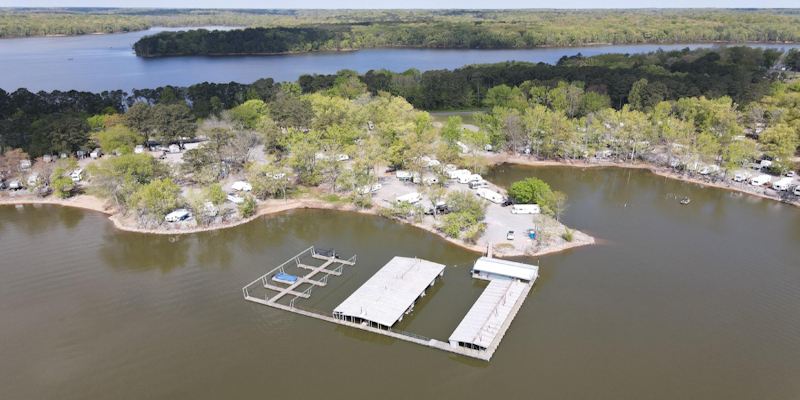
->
(242, 247), (532, 362)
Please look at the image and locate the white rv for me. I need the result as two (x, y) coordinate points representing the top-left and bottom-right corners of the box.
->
(165, 209), (191, 222)
(27, 172), (40, 187)
(396, 171), (413, 181)
(231, 181), (252, 191)
(446, 169), (471, 179)
(772, 178), (793, 191)
(511, 204), (541, 214)
(396, 192), (422, 204)
(458, 174), (481, 184)
(469, 180), (490, 189)
(750, 175), (772, 186)
(476, 188), (504, 203)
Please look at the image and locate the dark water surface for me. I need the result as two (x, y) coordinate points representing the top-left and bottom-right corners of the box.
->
(2, 27), (799, 93)
(1, 166), (799, 399)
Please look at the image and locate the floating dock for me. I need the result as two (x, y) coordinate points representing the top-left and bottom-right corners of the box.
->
(243, 247), (537, 361)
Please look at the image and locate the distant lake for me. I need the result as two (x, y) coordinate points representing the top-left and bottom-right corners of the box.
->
(1, 27), (799, 93)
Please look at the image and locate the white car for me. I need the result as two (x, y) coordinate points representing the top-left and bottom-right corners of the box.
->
(786, 171), (796, 177)
(335, 154), (350, 162)
(231, 181), (252, 191)
(507, 231), (515, 240)
(227, 193), (244, 204)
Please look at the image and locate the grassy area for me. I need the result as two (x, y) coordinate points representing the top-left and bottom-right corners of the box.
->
(429, 111), (486, 126)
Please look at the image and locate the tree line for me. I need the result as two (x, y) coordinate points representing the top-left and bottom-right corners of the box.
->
(5, 8), (800, 46)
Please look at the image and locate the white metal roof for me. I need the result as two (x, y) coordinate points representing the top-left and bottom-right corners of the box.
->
(472, 257), (539, 282)
(449, 279), (528, 348)
(333, 257), (445, 327)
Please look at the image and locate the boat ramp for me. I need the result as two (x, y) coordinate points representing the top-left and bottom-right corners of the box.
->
(243, 247), (538, 361)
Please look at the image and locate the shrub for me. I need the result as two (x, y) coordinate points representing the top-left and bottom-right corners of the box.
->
(562, 228), (575, 242)
(508, 177), (555, 214)
(238, 193), (257, 217)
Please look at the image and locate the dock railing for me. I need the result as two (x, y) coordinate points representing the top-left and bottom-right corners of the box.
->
(242, 246), (315, 299)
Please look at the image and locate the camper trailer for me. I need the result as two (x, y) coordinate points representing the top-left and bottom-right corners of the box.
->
(446, 169), (471, 179)
(750, 175), (772, 186)
(396, 171), (413, 181)
(772, 177), (793, 191)
(27, 173), (40, 187)
(165, 209), (191, 222)
(476, 188), (504, 204)
(511, 204), (541, 214)
(458, 174), (481, 184)
(90, 148), (102, 159)
(396, 192), (422, 204)
(469, 180), (490, 189)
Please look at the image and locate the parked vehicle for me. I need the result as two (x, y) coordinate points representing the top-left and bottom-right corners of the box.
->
(458, 174), (481, 184)
(168, 144), (181, 153)
(506, 231), (515, 240)
(90, 148), (102, 159)
(231, 181), (252, 191)
(443, 164), (457, 172)
(357, 184), (382, 194)
(396, 171), (413, 181)
(227, 193), (244, 204)
(335, 154), (350, 162)
(69, 169), (83, 182)
(794, 186), (800, 196)
(446, 169), (470, 179)
(469, 180), (490, 189)
(772, 178), (793, 191)
(476, 188), (504, 203)
(733, 171), (752, 182)
(787, 171), (796, 177)
(164, 209), (191, 222)
(385, 166), (398, 173)
(511, 204), (541, 214)
(750, 175), (772, 186)
(367, 121), (374, 130)
(203, 201), (219, 217)
(456, 141), (469, 154)
(501, 200), (514, 207)
(134, 145), (145, 154)
(8, 180), (22, 190)
(424, 201), (449, 215)
(422, 175), (438, 185)
(396, 192), (422, 204)
(27, 172), (40, 187)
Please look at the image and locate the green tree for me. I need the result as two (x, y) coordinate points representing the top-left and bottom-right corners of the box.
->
(238, 193), (257, 217)
(97, 125), (142, 155)
(130, 178), (182, 221)
(203, 183), (227, 206)
(508, 177), (555, 213)
(50, 167), (75, 198)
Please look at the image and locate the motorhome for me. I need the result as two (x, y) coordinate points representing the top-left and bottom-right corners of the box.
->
(476, 188), (504, 204)
(772, 178), (793, 191)
(165, 209), (191, 222)
(750, 175), (772, 186)
(511, 204), (541, 214)
(396, 192), (422, 204)
(458, 174), (481, 184)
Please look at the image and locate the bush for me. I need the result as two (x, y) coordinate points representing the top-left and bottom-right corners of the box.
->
(508, 177), (554, 213)
(238, 193), (257, 217)
(562, 228), (575, 242)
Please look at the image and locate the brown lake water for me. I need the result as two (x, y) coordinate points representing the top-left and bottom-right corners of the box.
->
(1, 166), (798, 399)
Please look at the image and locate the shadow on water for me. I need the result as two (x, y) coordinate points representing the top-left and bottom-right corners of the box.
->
(391, 277), (444, 332)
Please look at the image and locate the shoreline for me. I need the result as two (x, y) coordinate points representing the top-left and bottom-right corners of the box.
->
(0, 193), (593, 259)
(486, 155), (800, 208)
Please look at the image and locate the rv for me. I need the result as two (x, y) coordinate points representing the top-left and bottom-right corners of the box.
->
(396, 192), (422, 204)
(733, 171), (751, 182)
(134, 145), (145, 154)
(458, 174), (481, 184)
(772, 178), (793, 191)
(446, 169), (470, 179)
(231, 181), (252, 191)
(396, 171), (413, 181)
(27, 173), (40, 187)
(511, 204), (541, 214)
(750, 175), (772, 186)
(456, 141), (469, 154)
(422, 175), (438, 185)
(476, 188), (504, 204)
(90, 148), (102, 159)
(69, 169), (83, 182)
(164, 209), (191, 222)
(8, 180), (22, 190)
(469, 180), (490, 189)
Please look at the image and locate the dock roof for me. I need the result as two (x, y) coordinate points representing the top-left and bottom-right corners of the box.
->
(472, 257), (539, 282)
(333, 257), (445, 327)
(448, 279), (528, 349)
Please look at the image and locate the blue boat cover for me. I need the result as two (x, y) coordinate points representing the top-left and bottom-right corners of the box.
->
(274, 273), (299, 283)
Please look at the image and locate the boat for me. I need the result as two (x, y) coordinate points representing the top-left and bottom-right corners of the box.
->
(272, 272), (299, 285)
(680, 197), (691, 205)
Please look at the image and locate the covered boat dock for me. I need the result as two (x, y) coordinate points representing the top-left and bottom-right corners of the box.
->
(448, 279), (529, 351)
(333, 256), (445, 328)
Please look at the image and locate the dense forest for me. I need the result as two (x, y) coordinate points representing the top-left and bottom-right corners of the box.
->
(0, 46), (798, 162)
(5, 8), (800, 47)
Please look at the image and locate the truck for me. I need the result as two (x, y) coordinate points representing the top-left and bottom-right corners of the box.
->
(772, 177), (793, 191)
(396, 192), (422, 204)
(476, 188), (504, 203)
(458, 173), (481, 184)
(511, 204), (541, 214)
(750, 175), (772, 186)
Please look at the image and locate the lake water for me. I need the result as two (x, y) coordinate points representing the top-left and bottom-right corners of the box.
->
(1, 27), (799, 93)
(1, 166), (798, 399)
